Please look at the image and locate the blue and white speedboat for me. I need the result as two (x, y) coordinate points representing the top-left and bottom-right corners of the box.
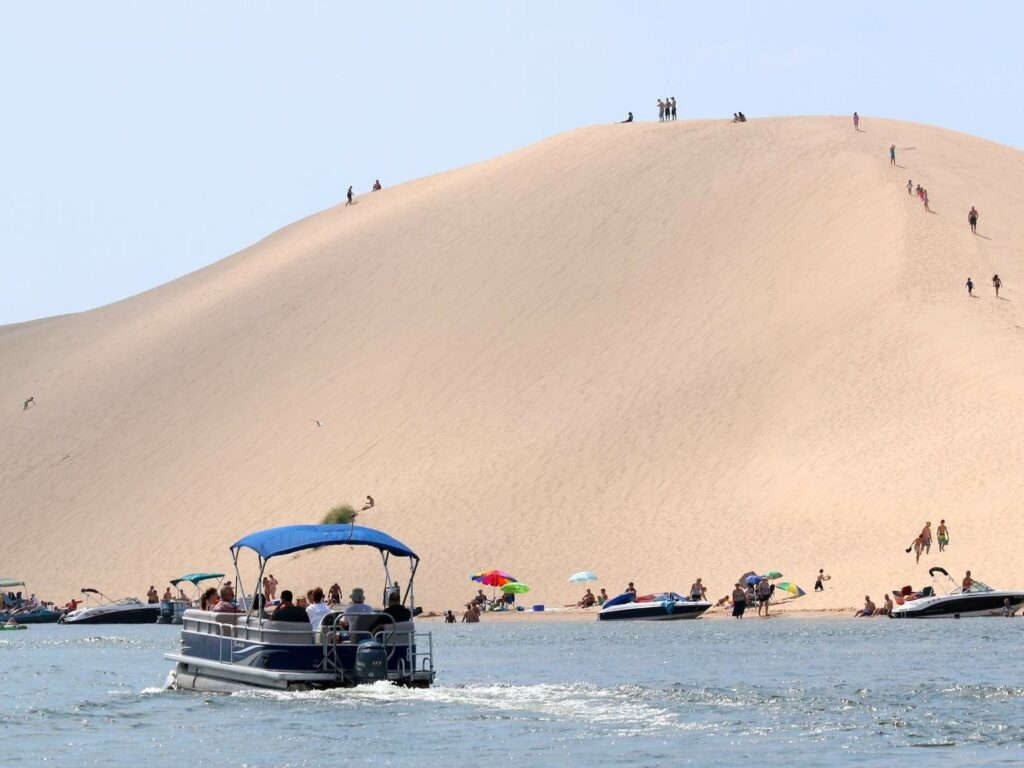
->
(166, 524), (435, 692)
(597, 592), (711, 621)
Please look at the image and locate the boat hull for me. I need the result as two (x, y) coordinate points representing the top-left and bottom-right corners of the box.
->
(61, 605), (162, 624)
(0, 609), (61, 624)
(890, 591), (1024, 618)
(598, 600), (711, 621)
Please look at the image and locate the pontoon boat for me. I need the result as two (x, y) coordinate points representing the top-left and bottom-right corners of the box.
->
(0, 578), (62, 624)
(158, 572), (225, 624)
(166, 524), (435, 692)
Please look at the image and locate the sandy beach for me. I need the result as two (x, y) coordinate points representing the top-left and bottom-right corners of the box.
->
(3, 116), (1024, 614)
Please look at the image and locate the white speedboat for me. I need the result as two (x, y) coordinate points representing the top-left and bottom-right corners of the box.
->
(597, 591), (711, 621)
(59, 588), (161, 624)
(890, 567), (1024, 619)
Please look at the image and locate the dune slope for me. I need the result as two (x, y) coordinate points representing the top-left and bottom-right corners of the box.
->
(3, 116), (1024, 611)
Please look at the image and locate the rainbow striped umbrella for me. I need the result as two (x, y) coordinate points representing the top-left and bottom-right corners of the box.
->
(470, 570), (517, 587)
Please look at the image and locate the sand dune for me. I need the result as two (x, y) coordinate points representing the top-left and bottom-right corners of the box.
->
(3, 116), (1024, 612)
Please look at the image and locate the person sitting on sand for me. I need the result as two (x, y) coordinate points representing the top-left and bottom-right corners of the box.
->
(880, 594), (894, 616)
(212, 585), (239, 612)
(714, 595), (730, 608)
(271, 590), (310, 623)
(577, 589), (596, 608)
(473, 590), (488, 607)
(737, 112), (746, 122)
(372, 180), (382, 192)
(462, 603), (480, 623)
(597, 588), (609, 606)
(620, 112), (633, 124)
(854, 596), (876, 617)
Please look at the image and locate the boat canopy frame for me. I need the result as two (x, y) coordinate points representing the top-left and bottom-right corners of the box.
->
(229, 524), (420, 622)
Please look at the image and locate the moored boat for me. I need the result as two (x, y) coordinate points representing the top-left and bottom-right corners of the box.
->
(166, 524), (435, 692)
(890, 567), (1024, 619)
(0, 578), (62, 624)
(59, 588), (162, 624)
(597, 591), (711, 621)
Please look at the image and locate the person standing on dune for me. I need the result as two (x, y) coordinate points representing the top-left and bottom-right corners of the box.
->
(345, 185), (354, 206)
(657, 99), (665, 122)
(907, 179), (913, 195)
(923, 189), (931, 212)
(968, 206), (979, 234)
(853, 112), (860, 131)
(890, 144), (896, 166)
(966, 277), (974, 296)
(670, 96), (677, 121)
(993, 274), (1002, 297)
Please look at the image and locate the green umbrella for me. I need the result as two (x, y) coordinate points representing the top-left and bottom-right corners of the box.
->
(763, 571), (783, 580)
(501, 581), (530, 594)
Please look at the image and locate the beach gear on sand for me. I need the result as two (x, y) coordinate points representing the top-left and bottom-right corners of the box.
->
(777, 582), (806, 597)
(568, 571), (598, 583)
(471, 570), (517, 587)
(501, 582), (531, 594)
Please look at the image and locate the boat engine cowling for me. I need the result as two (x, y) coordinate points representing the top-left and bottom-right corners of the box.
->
(355, 641), (388, 683)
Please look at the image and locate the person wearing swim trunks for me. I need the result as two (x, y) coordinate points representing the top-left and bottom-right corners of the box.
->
(814, 569), (828, 591)
(657, 99), (665, 122)
(937, 519), (950, 551)
(920, 522), (932, 555)
(670, 96), (677, 121)
(968, 206), (979, 234)
(993, 274), (1002, 298)
(890, 144), (896, 165)
(966, 277), (974, 296)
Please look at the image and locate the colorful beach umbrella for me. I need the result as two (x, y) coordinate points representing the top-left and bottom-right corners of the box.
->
(501, 581), (531, 594)
(471, 570), (517, 587)
(763, 571), (783, 580)
(745, 574), (762, 585)
(777, 582), (806, 597)
(568, 571), (598, 582)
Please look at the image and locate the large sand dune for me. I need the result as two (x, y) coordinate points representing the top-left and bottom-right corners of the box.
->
(3, 117), (1024, 612)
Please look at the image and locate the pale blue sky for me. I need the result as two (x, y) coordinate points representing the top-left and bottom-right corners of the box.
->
(2, 1), (1022, 324)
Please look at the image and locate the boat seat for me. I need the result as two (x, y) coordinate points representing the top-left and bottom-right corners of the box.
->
(238, 616), (316, 644)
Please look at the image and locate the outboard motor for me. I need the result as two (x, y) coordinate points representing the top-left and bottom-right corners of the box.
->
(156, 600), (173, 624)
(354, 641), (388, 683)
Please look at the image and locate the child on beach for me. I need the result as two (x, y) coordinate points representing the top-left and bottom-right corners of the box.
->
(814, 569), (830, 591)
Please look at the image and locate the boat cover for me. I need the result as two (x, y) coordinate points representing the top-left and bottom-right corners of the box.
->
(231, 524), (418, 560)
(0, 578), (26, 588)
(170, 572), (225, 586)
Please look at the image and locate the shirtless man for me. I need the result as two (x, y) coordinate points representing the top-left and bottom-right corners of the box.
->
(968, 206), (979, 234)
(855, 595), (876, 617)
(919, 522), (932, 555)
(962, 570), (974, 592)
(937, 520), (950, 552)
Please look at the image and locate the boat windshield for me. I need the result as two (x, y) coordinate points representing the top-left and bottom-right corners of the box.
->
(961, 581), (994, 594)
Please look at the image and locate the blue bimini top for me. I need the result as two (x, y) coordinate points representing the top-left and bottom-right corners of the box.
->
(230, 524), (418, 561)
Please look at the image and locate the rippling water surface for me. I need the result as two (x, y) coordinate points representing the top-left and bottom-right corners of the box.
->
(2, 619), (1023, 766)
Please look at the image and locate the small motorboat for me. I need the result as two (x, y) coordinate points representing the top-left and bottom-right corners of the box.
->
(166, 524), (435, 692)
(597, 591), (711, 621)
(1, 622), (28, 631)
(59, 588), (162, 624)
(890, 567), (1024, 619)
(0, 578), (62, 623)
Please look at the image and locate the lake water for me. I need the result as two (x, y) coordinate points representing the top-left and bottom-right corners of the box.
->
(2, 618), (1023, 766)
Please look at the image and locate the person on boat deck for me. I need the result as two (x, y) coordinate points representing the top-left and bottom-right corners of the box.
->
(577, 589), (596, 608)
(598, 588), (609, 606)
(162, 587), (172, 601)
(306, 587), (330, 630)
(962, 571), (974, 592)
(625, 582), (637, 597)
(251, 593), (269, 619)
(374, 591), (412, 630)
(200, 587), (218, 611)
(147, 586), (159, 604)
(271, 590), (310, 623)
(212, 585), (239, 612)
(340, 587), (374, 630)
